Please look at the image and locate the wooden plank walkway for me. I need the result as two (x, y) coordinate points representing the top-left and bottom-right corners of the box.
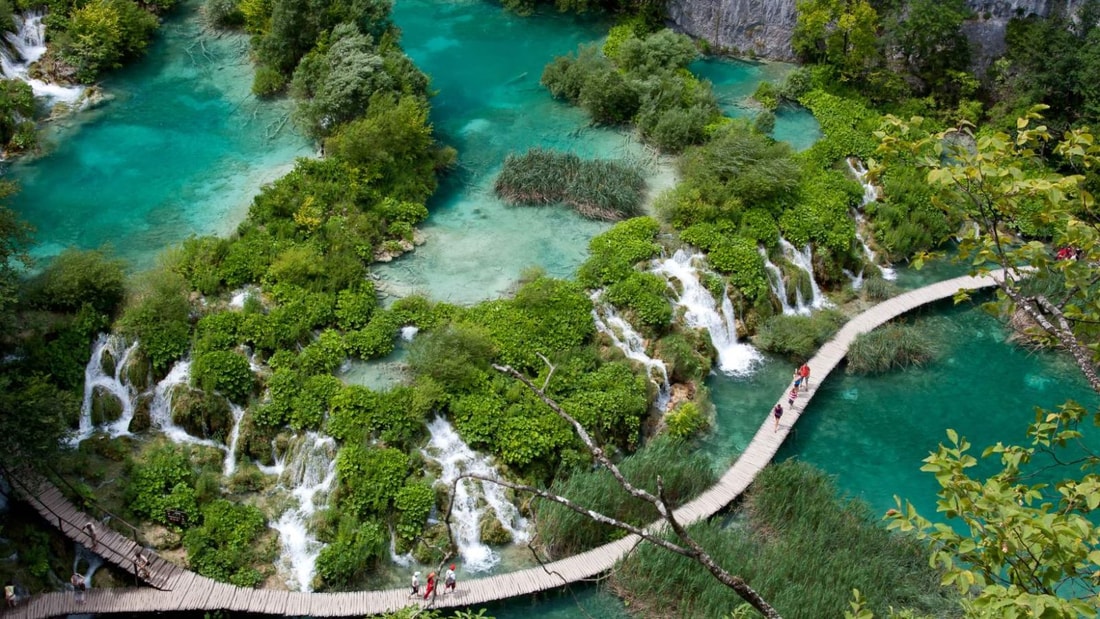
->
(1, 271), (1003, 619)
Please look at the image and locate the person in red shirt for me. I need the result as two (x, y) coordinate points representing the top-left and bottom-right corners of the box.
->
(798, 363), (811, 387)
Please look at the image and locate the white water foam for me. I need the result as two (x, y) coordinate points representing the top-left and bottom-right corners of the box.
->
(423, 416), (529, 573)
(71, 334), (139, 445)
(759, 246), (803, 315)
(652, 250), (762, 376)
(271, 432), (337, 592)
(0, 10), (84, 105)
(590, 291), (671, 411)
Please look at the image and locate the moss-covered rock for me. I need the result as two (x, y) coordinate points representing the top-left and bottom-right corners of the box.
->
(479, 513), (514, 545)
(170, 387), (232, 444)
(101, 348), (117, 378)
(123, 349), (153, 393)
(129, 393), (153, 433)
(411, 522), (453, 565)
(90, 387), (124, 425)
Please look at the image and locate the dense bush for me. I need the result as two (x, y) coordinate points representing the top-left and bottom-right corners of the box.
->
(57, 0), (160, 82)
(314, 515), (386, 589)
(335, 443), (409, 518)
(191, 349), (254, 404)
(535, 436), (716, 556)
(654, 331), (712, 383)
(184, 499), (269, 587)
(117, 270), (192, 373)
(753, 309), (846, 361)
(125, 442), (199, 526)
(847, 322), (939, 374)
(664, 400), (707, 439)
(576, 217), (661, 288)
(604, 271), (672, 330)
(25, 248), (126, 315)
(393, 481), (434, 550)
(407, 323), (495, 394)
(494, 149), (646, 221)
(612, 461), (955, 618)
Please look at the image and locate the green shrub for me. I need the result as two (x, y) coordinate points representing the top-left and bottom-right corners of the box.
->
(194, 311), (243, 354)
(408, 323), (495, 394)
(847, 322), (939, 374)
(394, 482), (434, 550)
(346, 311), (399, 359)
(578, 67), (640, 124)
(204, 0), (243, 27)
(118, 270), (192, 373)
(664, 401), (707, 438)
(58, 0), (159, 82)
(184, 499), (269, 587)
(576, 217), (661, 288)
(125, 442), (198, 525)
(297, 329), (347, 375)
(176, 236), (229, 295)
(191, 350), (254, 404)
(535, 436), (716, 556)
(654, 332), (712, 383)
(861, 275), (898, 301)
(752, 81), (780, 111)
(26, 248), (125, 315)
(252, 65), (287, 97)
(335, 444), (409, 518)
(541, 45), (608, 103)
(315, 516), (386, 589)
(605, 271), (672, 330)
(289, 374), (342, 431)
(494, 149), (646, 221)
(753, 309), (847, 361)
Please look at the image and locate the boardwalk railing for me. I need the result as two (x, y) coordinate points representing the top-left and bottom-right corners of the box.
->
(1, 271), (1003, 619)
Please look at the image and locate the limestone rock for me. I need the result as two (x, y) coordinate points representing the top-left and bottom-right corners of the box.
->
(90, 386), (123, 425)
(479, 513), (514, 545)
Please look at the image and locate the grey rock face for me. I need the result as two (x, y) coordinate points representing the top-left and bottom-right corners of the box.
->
(667, 0), (1076, 66)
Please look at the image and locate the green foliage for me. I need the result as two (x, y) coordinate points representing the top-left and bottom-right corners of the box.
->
(536, 436), (716, 556)
(679, 228), (769, 300)
(25, 248), (125, 315)
(393, 482), (434, 548)
(605, 271), (672, 329)
(799, 89), (879, 167)
(0, 374), (77, 467)
(289, 373), (342, 430)
(846, 322), (939, 374)
(0, 79), (35, 151)
(494, 149), (646, 221)
(315, 516), (386, 589)
(793, 0), (880, 81)
(191, 349), (254, 404)
(345, 310), (399, 359)
(407, 323), (495, 394)
(251, 65), (287, 96)
(296, 328), (346, 375)
(125, 442), (199, 526)
(752, 81), (779, 111)
(335, 443), (409, 518)
(184, 499), (269, 587)
(867, 162), (953, 260)
(204, 0), (244, 28)
(779, 166), (858, 254)
(576, 217), (661, 288)
(58, 0), (159, 82)
(615, 29), (697, 75)
(615, 461), (955, 618)
(753, 309), (846, 361)
(117, 269), (192, 373)
(653, 331), (711, 383)
(664, 400), (707, 439)
(889, 0), (971, 99)
(194, 311), (243, 354)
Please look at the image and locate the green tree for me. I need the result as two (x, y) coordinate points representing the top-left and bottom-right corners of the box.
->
(888, 0), (970, 98)
(793, 0), (879, 80)
(875, 109), (1100, 616)
(59, 0), (158, 82)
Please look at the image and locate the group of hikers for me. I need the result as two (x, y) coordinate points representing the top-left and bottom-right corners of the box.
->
(410, 564), (458, 600)
(773, 363), (811, 432)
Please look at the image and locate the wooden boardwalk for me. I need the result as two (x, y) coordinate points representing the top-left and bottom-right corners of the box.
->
(2, 271), (1003, 619)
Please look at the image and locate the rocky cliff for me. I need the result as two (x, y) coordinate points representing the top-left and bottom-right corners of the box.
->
(667, 0), (1080, 66)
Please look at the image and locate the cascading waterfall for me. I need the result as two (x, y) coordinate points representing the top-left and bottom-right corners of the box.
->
(71, 334), (139, 445)
(222, 404), (246, 476)
(759, 247), (805, 315)
(842, 268), (865, 291)
(652, 250), (762, 376)
(422, 416), (529, 573)
(271, 433), (337, 592)
(845, 157), (897, 280)
(778, 238), (830, 310)
(0, 10), (84, 104)
(590, 291), (671, 411)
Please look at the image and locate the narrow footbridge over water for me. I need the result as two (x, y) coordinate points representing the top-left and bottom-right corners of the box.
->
(2, 271), (1004, 619)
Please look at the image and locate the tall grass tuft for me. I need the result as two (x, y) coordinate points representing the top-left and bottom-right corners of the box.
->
(494, 148), (646, 221)
(612, 461), (958, 619)
(752, 309), (847, 361)
(535, 436), (717, 557)
(847, 322), (939, 374)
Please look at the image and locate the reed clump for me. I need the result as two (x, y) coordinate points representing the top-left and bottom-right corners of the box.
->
(611, 461), (957, 618)
(847, 322), (939, 374)
(494, 148), (646, 221)
(534, 436), (716, 557)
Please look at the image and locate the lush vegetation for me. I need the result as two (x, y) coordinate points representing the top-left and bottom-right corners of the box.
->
(494, 148), (646, 221)
(612, 461), (956, 618)
(846, 321), (939, 374)
(534, 436), (716, 556)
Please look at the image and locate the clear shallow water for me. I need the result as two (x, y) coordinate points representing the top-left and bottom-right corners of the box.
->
(690, 57), (822, 152)
(706, 295), (1099, 521)
(5, 1), (311, 268)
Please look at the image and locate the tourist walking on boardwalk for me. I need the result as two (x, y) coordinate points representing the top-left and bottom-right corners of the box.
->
(71, 573), (86, 604)
(788, 384), (799, 407)
(772, 403), (783, 431)
(82, 522), (97, 550)
(792, 370), (803, 389)
(424, 571), (436, 599)
(798, 363), (811, 387)
(5, 582), (17, 608)
(444, 564), (457, 594)
(410, 571), (420, 597)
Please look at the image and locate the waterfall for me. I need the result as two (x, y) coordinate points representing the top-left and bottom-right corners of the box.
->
(422, 416), (529, 573)
(843, 268), (864, 291)
(0, 10), (84, 104)
(759, 247), (805, 315)
(255, 439), (287, 477)
(400, 326), (419, 341)
(271, 432), (337, 592)
(778, 238), (830, 310)
(222, 404), (246, 476)
(71, 334), (139, 445)
(590, 291), (671, 411)
(845, 158), (897, 281)
(651, 250), (762, 377)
